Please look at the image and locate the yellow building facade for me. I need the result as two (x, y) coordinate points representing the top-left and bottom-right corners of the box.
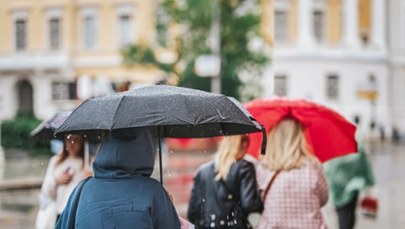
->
(270, 0), (390, 137)
(0, 0), (163, 120)
(0, 0), (158, 80)
(273, 0), (371, 46)
(0, 0), (275, 120)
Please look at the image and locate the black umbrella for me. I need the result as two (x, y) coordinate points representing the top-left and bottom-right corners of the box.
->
(30, 111), (72, 140)
(56, 85), (265, 183)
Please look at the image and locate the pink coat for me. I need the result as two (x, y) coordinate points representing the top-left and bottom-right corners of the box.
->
(256, 159), (329, 229)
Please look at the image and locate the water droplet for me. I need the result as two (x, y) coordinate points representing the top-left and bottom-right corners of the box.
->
(210, 222), (215, 227)
(227, 194), (233, 199)
(220, 220), (225, 225)
(210, 214), (216, 220)
(202, 198), (205, 202)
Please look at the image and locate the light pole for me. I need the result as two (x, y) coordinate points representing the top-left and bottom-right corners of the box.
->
(194, 0), (221, 94)
(210, 0), (221, 94)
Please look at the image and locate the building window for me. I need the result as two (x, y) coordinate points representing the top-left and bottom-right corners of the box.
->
(326, 75), (339, 99)
(52, 82), (77, 100)
(275, 10), (289, 43)
(15, 19), (27, 50)
(313, 10), (325, 42)
(49, 18), (61, 49)
(274, 75), (287, 96)
(118, 14), (132, 47)
(83, 15), (96, 49)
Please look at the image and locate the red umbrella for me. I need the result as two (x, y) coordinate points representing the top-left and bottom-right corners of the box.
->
(245, 97), (357, 162)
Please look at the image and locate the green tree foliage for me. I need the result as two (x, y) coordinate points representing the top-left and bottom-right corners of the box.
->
(1, 113), (49, 154)
(121, 45), (173, 74)
(121, 0), (270, 100)
(161, 0), (270, 100)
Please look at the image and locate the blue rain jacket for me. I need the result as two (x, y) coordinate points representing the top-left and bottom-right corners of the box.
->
(56, 128), (180, 229)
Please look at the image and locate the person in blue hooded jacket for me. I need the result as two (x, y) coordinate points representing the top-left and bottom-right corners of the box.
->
(55, 127), (180, 229)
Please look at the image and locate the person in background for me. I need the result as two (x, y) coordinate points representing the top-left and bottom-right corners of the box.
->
(324, 145), (375, 229)
(55, 127), (180, 228)
(256, 118), (329, 229)
(188, 135), (263, 229)
(324, 116), (376, 229)
(39, 134), (92, 223)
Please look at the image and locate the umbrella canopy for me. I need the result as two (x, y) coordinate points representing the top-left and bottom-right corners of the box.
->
(56, 85), (265, 183)
(245, 97), (357, 162)
(30, 111), (71, 140)
(56, 85), (262, 138)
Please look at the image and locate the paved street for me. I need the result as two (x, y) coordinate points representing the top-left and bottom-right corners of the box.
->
(322, 141), (405, 229)
(0, 141), (404, 228)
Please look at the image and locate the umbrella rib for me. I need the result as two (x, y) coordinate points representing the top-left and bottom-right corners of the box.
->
(110, 96), (126, 130)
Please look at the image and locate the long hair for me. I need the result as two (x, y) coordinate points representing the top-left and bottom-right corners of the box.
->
(214, 135), (248, 181)
(261, 118), (316, 171)
(56, 134), (85, 166)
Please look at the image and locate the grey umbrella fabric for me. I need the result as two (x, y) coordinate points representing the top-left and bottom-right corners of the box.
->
(56, 85), (262, 138)
(30, 111), (72, 140)
(55, 85), (265, 184)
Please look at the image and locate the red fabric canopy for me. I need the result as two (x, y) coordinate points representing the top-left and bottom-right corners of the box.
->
(245, 97), (357, 162)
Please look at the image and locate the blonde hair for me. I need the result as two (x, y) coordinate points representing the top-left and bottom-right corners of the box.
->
(261, 118), (316, 171)
(214, 135), (247, 181)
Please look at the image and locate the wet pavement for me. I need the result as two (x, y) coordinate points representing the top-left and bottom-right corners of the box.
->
(322, 141), (405, 229)
(0, 142), (404, 229)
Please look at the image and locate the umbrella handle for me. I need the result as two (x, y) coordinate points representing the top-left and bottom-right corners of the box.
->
(84, 142), (90, 170)
(260, 124), (267, 155)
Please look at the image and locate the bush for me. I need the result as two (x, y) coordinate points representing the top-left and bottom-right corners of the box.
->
(1, 114), (49, 155)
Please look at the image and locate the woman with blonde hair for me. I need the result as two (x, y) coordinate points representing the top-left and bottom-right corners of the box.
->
(256, 118), (329, 229)
(188, 135), (263, 229)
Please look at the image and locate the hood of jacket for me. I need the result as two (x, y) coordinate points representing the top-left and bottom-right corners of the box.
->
(93, 127), (157, 179)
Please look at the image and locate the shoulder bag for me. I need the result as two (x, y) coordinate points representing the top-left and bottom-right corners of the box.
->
(261, 171), (280, 201)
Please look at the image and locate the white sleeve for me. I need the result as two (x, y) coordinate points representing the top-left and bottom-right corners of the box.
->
(40, 156), (58, 199)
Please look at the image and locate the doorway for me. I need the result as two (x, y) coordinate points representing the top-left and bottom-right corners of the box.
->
(17, 79), (33, 116)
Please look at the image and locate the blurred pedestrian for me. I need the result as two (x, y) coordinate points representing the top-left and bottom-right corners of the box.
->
(392, 126), (400, 144)
(187, 135), (263, 229)
(36, 134), (92, 228)
(256, 118), (329, 229)
(55, 127), (180, 229)
(324, 145), (375, 229)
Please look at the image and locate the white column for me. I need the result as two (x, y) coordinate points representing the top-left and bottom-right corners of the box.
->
(343, 0), (361, 48)
(297, 0), (315, 49)
(370, 0), (386, 49)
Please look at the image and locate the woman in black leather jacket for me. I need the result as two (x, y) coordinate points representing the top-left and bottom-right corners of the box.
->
(187, 135), (263, 229)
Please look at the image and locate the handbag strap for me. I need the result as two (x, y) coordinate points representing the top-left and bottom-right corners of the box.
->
(67, 176), (92, 229)
(262, 171), (280, 201)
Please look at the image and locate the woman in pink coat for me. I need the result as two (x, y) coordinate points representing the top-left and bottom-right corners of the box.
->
(256, 118), (329, 229)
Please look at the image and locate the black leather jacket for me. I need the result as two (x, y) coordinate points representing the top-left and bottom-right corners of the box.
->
(187, 159), (263, 229)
